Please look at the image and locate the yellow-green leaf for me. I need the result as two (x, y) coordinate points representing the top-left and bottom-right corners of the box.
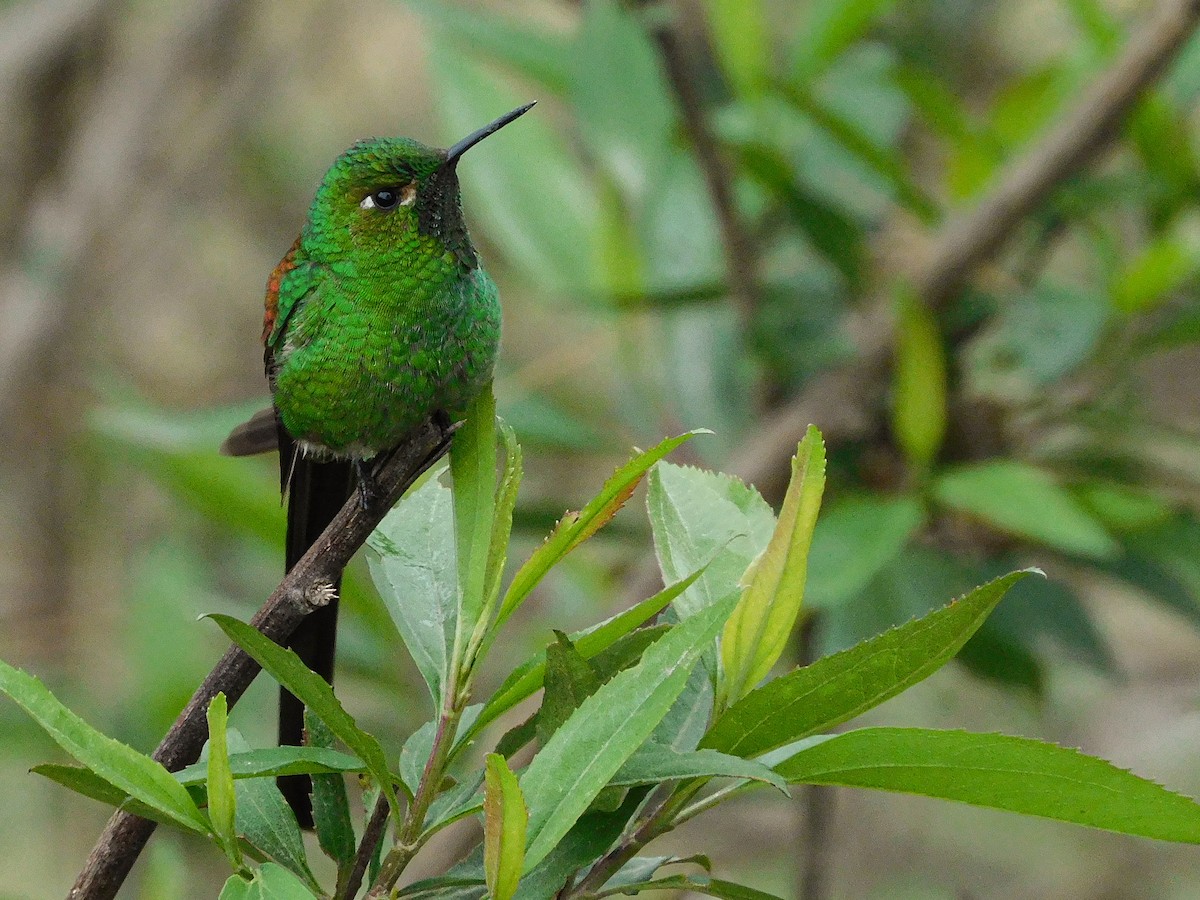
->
(484, 754), (528, 900)
(892, 289), (946, 470)
(721, 427), (826, 704)
(452, 384), (498, 635)
(206, 693), (242, 869)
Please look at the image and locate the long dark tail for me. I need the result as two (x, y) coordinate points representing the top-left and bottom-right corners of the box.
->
(276, 428), (353, 827)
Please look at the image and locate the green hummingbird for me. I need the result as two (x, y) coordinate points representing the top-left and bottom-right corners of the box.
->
(223, 102), (535, 824)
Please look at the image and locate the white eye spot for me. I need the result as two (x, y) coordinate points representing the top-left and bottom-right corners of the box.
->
(399, 183), (417, 206)
(359, 194), (376, 210)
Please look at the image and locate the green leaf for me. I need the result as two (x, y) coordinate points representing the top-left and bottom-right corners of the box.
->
(776, 84), (938, 222)
(0, 658), (207, 833)
(537, 633), (602, 746)
(452, 386), (498, 637)
(1112, 234), (1200, 313)
(892, 291), (946, 469)
(484, 420), (523, 623)
(1127, 93), (1200, 216)
(722, 428), (826, 703)
(471, 569), (703, 740)
(206, 694), (242, 868)
(424, 770), (486, 835)
(651, 662), (714, 752)
(305, 711), (356, 871)
(515, 793), (649, 899)
(739, 142), (865, 288)
(484, 754), (527, 900)
(707, 0), (769, 96)
(402, 0), (572, 93)
(427, 792), (647, 900)
(500, 431), (703, 621)
(933, 461), (1118, 558)
(602, 874), (783, 899)
(704, 571), (1032, 758)
(648, 462), (777, 620)
(208, 615), (400, 816)
(611, 744), (787, 793)
(775, 727), (1200, 843)
(572, 0), (677, 199)
(217, 863), (318, 899)
(519, 595), (738, 870)
(602, 855), (712, 891)
(174, 746), (365, 784)
(793, 0), (898, 81)
(367, 471), (456, 706)
(233, 771), (320, 892)
(805, 495), (924, 609)
(31, 764), (169, 825)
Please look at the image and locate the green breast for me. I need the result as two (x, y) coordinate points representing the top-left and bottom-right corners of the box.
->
(272, 258), (500, 457)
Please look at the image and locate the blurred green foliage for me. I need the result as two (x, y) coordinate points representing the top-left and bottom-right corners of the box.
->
(5, 0), (1200, 895)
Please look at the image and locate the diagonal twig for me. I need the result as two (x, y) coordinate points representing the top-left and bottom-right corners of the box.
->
(730, 0), (1200, 494)
(68, 420), (452, 900)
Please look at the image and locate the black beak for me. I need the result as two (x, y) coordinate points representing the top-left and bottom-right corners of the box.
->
(444, 101), (537, 167)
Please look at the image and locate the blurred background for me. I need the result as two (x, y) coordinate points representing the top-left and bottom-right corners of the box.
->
(3, 0), (1200, 896)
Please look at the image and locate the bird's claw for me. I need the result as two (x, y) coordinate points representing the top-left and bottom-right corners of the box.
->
(353, 459), (382, 510)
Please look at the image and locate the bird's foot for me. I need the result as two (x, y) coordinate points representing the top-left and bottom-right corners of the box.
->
(353, 458), (382, 510)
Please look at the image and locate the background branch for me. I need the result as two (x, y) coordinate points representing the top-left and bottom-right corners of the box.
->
(68, 421), (452, 900)
(730, 0), (1200, 495)
(651, 1), (762, 327)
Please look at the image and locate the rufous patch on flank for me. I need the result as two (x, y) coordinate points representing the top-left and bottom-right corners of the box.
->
(262, 235), (303, 344)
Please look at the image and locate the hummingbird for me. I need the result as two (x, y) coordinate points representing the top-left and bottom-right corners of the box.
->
(222, 102), (535, 824)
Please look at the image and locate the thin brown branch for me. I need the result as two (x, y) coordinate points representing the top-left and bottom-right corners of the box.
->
(68, 420), (452, 900)
(650, 0), (761, 326)
(731, 0), (1200, 492)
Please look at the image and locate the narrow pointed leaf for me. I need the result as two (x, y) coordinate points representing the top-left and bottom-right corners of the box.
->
(500, 431), (705, 621)
(484, 754), (528, 900)
(474, 565), (707, 736)
(208, 614), (399, 815)
(892, 291), (946, 469)
(706, 0), (769, 96)
(705, 571), (1033, 757)
(305, 711), (356, 870)
(776, 727), (1200, 843)
(722, 427), (826, 702)
(933, 461), (1118, 558)
(367, 473), (456, 705)
(31, 764), (170, 825)
(602, 874), (782, 899)
(611, 745), (787, 793)
(483, 420), (523, 620)
(174, 747), (365, 784)
(206, 693), (242, 867)
(520, 594), (737, 870)
(453, 385), (498, 633)
(0, 658), (207, 833)
(218, 729), (321, 892)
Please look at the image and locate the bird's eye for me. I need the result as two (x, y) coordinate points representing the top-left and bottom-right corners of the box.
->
(360, 183), (417, 211)
(365, 188), (398, 210)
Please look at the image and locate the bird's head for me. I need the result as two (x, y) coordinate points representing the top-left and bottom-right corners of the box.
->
(304, 102), (536, 271)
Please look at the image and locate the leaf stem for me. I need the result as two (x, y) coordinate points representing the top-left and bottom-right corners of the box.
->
(366, 681), (468, 896)
(338, 794), (390, 900)
(568, 780), (705, 897)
